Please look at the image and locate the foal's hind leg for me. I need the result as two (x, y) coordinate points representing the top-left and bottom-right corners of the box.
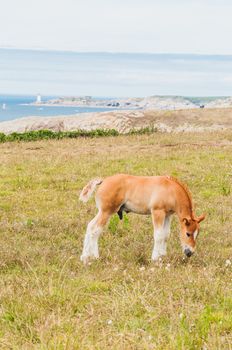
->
(151, 209), (171, 261)
(80, 211), (110, 264)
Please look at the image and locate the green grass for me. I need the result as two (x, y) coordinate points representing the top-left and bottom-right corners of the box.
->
(0, 129), (120, 143)
(0, 127), (159, 143)
(0, 131), (231, 349)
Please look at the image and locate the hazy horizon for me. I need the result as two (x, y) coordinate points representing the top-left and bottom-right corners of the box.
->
(1, 48), (232, 97)
(2, 0), (232, 98)
(2, 46), (232, 57)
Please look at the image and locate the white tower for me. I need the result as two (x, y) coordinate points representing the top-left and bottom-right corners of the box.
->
(36, 94), (42, 104)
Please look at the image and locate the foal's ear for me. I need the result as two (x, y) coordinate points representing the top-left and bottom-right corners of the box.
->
(196, 214), (205, 223)
(182, 217), (191, 226)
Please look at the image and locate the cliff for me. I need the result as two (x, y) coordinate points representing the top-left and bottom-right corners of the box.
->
(0, 108), (231, 135)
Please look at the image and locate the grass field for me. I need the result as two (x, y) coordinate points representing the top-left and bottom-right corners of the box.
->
(0, 131), (231, 349)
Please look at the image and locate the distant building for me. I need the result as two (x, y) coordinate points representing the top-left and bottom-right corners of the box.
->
(36, 94), (42, 104)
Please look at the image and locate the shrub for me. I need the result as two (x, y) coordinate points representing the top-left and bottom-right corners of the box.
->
(0, 127), (160, 143)
(0, 133), (6, 142)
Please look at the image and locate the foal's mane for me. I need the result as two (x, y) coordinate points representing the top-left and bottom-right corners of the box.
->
(167, 176), (194, 213)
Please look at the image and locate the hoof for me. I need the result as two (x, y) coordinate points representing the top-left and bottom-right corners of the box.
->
(80, 254), (99, 265)
(80, 254), (90, 265)
(151, 252), (166, 262)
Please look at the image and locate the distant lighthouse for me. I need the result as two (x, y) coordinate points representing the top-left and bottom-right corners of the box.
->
(36, 93), (42, 104)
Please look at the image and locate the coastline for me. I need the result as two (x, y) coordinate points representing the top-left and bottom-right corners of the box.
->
(28, 103), (138, 110)
(0, 107), (231, 135)
(29, 95), (232, 110)
(30, 96), (197, 110)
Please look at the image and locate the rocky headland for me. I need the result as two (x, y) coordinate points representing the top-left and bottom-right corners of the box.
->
(0, 108), (231, 135)
(34, 95), (232, 110)
(38, 95), (197, 110)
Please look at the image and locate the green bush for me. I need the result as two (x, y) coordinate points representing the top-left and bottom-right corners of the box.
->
(0, 133), (6, 142)
(0, 127), (159, 143)
(128, 126), (158, 135)
(0, 129), (120, 142)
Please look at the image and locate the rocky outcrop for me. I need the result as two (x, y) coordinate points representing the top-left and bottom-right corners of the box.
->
(40, 95), (198, 110)
(0, 108), (232, 135)
(136, 96), (197, 110)
(0, 111), (142, 135)
(205, 97), (232, 108)
(34, 95), (232, 110)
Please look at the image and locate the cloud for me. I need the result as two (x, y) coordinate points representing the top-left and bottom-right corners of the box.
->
(1, 50), (232, 96)
(0, 0), (232, 54)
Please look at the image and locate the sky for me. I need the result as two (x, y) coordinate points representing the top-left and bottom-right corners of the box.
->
(0, 1), (232, 97)
(0, 0), (232, 54)
(1, 50), (232, 96)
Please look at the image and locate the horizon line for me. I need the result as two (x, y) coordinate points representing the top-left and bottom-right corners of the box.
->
(1, 46), (232, 57)
(0, 93), (230, 98)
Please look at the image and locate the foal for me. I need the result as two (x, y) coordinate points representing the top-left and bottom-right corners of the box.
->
(79, 174), (205, 264)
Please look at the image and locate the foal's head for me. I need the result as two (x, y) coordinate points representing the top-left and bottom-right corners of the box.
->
(180, 214), (205, 257)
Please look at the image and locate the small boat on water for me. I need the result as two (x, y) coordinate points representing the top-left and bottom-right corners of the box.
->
(2, 103), (6, 110)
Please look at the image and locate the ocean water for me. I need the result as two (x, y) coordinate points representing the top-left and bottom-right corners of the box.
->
(0, 95), (112, 122)
(0, 49), (232, 121)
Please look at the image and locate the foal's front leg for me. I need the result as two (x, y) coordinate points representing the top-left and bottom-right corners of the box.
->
(151, 209), (171, 261)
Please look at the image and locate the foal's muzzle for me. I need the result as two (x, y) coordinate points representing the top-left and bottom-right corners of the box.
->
(184, 248), (193, 257)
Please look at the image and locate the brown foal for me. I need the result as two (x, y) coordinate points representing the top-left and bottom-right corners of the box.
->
(79, 174), (205, 264)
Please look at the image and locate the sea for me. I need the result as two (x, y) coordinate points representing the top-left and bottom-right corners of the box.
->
(1, 48), (232, 121)
(0, 95), (112, 122)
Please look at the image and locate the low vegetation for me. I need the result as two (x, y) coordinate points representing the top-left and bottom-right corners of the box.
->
(0, 131), (231, 349)
(0, 129), (120, 142)
(0, 128), (160, 143)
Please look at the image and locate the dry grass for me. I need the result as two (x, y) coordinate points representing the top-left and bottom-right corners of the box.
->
(0, 131), (231, 349)
(144, 107), (232, 127)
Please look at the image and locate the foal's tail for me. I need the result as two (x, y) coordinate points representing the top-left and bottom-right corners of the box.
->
(79, 178), (103, 203)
